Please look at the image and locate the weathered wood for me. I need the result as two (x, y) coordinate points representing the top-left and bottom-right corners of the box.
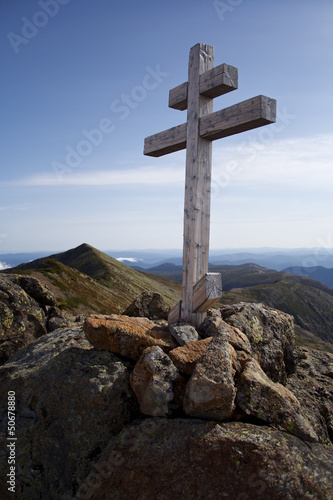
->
(169, 63), (238, 111)
(144, 95), (276, 158)
(181, 43), (214, 326)
(200, 95), (276, 141)
(200, 63), (238, 99)
(168, 300), (182, 325)
(168, 82), (188, 111)
(144, 123), (186, 157)
(168, 273), (222, 324)
(144, 43), (276, 327)
(192, 272), (222, 313)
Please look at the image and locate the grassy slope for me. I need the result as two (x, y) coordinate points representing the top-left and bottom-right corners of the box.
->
(5, 244), (181, 315)
(219, 280), (333, 344)
(4, 244), (332, 348)
(141, 262), (333, 344)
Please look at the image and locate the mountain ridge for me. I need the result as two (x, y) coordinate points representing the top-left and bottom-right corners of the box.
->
(3, 243), (181, 315)
(284, 265), (333, 289)
(137, 262), (333, 344)
(2, 243), (332, 345)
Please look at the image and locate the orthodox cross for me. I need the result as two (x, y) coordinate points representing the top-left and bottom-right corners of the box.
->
(144, 43), (276, 327)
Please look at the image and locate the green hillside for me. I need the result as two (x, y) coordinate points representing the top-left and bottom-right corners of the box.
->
(220, 280), (333, 344)
(141, 262), (333, 344)
(5, 244), (333, 346)
(5, 244), (181, 315)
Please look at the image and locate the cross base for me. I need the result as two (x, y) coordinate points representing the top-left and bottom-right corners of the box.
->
(168, 272), (222, 326)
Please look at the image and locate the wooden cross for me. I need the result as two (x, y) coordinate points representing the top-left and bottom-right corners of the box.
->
(144, 43), (276, 327)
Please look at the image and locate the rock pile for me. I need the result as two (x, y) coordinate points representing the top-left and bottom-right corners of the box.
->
(0, 296), (332, 499)
(84, 303), (317, 442)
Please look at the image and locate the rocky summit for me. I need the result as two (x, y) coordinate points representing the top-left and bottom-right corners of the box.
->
(0, 285), (332, 499)
(0, 274), (73, 364)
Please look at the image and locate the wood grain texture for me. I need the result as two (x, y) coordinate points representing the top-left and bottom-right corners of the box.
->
(169, 63), (238, 111)
(144, 95), (276, 157)
(200, 95), (276, 141)
(181, 43), (214, 326)
(168, 300), (182, 325)
(144, 43), (276, 328)
(144, 123), (186, 157)
(192, 272), (222, 313)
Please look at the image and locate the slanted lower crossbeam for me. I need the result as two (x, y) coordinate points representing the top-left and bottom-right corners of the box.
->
(168, 272), (222, 325)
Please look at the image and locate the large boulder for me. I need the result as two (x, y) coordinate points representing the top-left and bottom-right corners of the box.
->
(0, 325), (139, 500)
(130, 346), (179, 416)
(169, 322), (201, 345)
(236, 357), (318, 442)
(76, 418), (333, 500)
(169, 337), (213, 375)
(122, 291), (170, 320)
(183, 333), (236, 420)
(220, 302), (296, 383)
(0, 274), (56, 364)
(84, 314), (177, 360)
(200, 315), (252, 353)
(287, 347), (333, 445)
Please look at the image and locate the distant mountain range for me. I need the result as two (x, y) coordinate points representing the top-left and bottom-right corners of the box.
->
(284, 266), (333, 289)
(2, 247), (333, 271)
(136, 261), (333, 345)
(1, 243), (333, 346)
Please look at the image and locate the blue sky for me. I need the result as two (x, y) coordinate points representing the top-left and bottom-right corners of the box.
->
(1, 0), (332, 253)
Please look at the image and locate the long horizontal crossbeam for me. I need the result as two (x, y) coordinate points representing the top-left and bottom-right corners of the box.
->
(144, 95), (276, 157)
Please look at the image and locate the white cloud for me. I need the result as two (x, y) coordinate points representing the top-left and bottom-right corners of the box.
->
(4, 133), (332, 194)
(116, 257), (143, 263)
(11, 165), (184, 188)
(212, 133), (333, 192)
(0, 261), (11, 270)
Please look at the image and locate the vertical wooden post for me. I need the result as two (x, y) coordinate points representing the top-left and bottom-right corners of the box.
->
(181, 43), (214, 326)
(144, 43), (276, 327)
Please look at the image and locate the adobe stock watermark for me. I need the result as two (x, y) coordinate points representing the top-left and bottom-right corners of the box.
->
(301, 235), (333, 271)
(213, 0), (243, 21)
(52, 65), (169, 181)
(210, 106), (296, 199)
(7, 0), (71, 55)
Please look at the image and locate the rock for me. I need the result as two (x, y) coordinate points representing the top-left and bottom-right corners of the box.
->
(130, 346), (179, 416)
(9, 274), (56, 306)
(206, 307), (222, 318)
(184, 334), (236, 420)
(236, 357), (318, 442)
(0, 325), (139, 500)
(47, 316), (72, 332)
(221, 302), (296, 383)
(287, 347), (333, 445)
(200, 315), (252, 353)
(169, 322), (201, 345)
(76, 419), (333, 500)
(84, 314), (177, 360)
(123, 291), (170, 320)
(172, 374), (188, 409)
(0, 274), (53, 364)
(169, 337), (213, 375)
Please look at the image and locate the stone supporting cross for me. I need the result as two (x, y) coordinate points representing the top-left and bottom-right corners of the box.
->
(144, 43), (276, 326)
